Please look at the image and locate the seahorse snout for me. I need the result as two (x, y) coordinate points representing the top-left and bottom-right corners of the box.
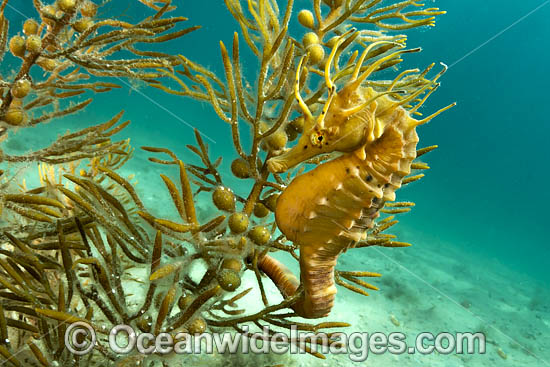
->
(267, 136), (321, 173)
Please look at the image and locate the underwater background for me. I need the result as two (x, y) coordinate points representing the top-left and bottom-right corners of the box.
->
(3, 0), (549, 366)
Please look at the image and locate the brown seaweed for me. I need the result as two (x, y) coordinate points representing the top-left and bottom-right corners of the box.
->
(0, 0), (450, 365)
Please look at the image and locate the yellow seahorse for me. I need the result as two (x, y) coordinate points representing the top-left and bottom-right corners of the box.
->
(261, 40), (454, 319)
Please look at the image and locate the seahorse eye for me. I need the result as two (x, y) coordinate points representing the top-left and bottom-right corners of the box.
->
(310, 131), (324, 147)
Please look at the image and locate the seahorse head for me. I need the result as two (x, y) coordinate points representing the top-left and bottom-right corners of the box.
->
(267, 36), (438, 174)
(267, 82), (375, 174)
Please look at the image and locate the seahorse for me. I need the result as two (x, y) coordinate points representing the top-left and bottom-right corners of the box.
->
(260, 40), (453, 319)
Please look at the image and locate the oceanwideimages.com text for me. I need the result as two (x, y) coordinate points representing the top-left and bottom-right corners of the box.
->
(65, 322), (486, 362)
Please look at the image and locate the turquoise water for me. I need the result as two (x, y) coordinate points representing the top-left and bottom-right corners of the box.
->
(400, 0), (550, 282)
(3, 1), (549, 366)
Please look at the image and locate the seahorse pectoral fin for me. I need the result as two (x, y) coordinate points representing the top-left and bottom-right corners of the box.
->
(266, 156), (289, 174)
(354, 146), (367, 160)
